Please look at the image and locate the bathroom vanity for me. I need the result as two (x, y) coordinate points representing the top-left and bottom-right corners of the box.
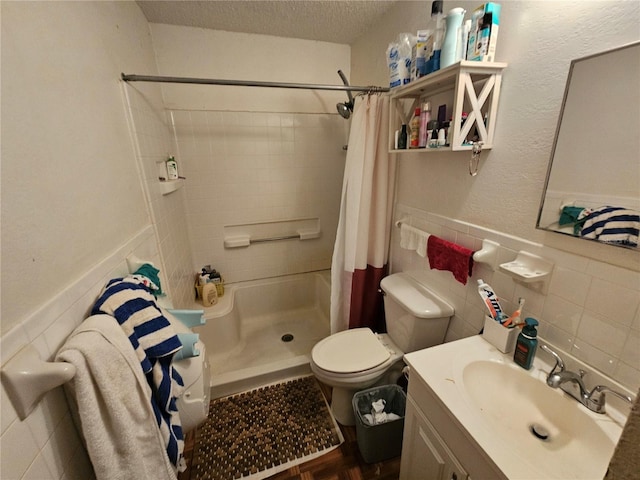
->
(399, 336), (629, 480)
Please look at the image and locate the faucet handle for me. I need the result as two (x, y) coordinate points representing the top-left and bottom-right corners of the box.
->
(540, 344), (565, 374)
(588, 384), (634, 406)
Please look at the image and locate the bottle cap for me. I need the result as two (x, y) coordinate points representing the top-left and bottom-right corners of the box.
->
(431, 1), (443, 16)
(523, 317), (539, 337)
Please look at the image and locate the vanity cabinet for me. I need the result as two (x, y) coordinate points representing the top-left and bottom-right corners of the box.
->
(399, 370), (507, 480)
(389, 61), (507, 153)
(400, 395), (468, 480)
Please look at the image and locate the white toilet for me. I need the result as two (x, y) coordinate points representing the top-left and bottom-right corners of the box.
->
(311, 272), (454, 425)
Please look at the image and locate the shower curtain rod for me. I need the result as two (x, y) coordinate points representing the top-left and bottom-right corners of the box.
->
(121, 73), (389, 93)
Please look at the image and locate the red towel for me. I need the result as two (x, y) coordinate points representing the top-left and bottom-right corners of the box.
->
(427, 235), (474, 285)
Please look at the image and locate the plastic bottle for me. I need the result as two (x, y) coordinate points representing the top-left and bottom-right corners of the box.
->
(166, 156), (178, 180)
(398, 124), (408, 149)
(418, 102), (431, 148)
(441, 7), (466, 69)
(513, 318), (539, 370)
(201, 282), (218, 307)
(430, 1), (445, 72)
(410, 107), (421, 148)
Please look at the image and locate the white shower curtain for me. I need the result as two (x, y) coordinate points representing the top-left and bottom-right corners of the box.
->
(330, 94), (396, 334)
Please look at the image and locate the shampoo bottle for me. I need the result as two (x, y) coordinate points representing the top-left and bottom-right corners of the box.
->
(410, 107), (421, 148)
(513, 318), (539, 370)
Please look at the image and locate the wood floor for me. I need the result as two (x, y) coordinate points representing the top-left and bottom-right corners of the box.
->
(178, 382), (402, 480)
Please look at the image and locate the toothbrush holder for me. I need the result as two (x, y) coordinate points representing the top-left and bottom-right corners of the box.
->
(482, 315), (519, 353)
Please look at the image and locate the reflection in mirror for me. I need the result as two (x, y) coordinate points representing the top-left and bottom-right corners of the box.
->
(537, 42), (640, 250)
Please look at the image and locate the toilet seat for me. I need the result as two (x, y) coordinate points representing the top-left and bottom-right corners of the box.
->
(311, 328), (391, 374)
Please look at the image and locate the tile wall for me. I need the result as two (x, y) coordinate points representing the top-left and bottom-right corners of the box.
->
(391, 203), (640, 393)
(122, 84), (196, 306)
(170, 110), (348, 284)
(0, 227), (158, 480)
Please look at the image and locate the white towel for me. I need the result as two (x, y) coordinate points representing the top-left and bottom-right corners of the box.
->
(399, 223), (430, 257)
(56, 315), (178, 480)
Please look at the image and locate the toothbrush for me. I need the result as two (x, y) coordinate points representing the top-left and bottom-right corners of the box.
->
(504, 297), (525, 327)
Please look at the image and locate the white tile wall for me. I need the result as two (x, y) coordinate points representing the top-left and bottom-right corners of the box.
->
(0, 227), (158, 480)
(392, 203), (640, 393)
(170, 110), (348, 284)
(122, 85), (195, 307)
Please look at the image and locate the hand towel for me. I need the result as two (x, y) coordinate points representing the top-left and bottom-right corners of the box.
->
(399, 223), (430, 257)
(427, 235), (475, 285)
(56, 315), (178, 480)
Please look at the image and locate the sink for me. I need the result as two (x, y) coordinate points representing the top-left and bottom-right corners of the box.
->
(460, 360), (616, 479)
(404, 335), (628, 479)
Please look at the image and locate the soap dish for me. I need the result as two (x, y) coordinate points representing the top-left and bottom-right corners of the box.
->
(499, 251), (554, 293)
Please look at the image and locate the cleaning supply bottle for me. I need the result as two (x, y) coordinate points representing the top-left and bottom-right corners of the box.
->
(410, 107), (421, 148)
(513, 318), (539, 370)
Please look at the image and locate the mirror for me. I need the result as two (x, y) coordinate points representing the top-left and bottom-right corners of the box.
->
(537, 42), (640, 249)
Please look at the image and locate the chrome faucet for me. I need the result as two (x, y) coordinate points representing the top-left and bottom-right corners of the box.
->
(540, 344), (633, 414)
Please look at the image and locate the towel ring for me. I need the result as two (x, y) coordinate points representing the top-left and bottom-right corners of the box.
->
(469, 142), (483, 176)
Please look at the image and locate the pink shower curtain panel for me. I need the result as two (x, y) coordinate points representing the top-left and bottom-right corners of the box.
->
(330, 94), (395, 334)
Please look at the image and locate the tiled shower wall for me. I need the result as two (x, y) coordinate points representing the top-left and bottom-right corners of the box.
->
(170, 110), (348, 284)
(122, 84), (196, 307)
(391, 203), (640, 394)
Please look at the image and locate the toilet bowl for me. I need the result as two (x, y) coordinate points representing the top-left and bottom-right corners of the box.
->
(311, 272), (454, 425)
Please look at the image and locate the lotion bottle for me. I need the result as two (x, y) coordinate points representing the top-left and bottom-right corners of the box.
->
(513, 318), (539, 370)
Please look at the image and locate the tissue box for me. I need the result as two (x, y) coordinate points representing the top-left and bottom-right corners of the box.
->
(467, 2), (501, 62)
(482, 315), (518, 353)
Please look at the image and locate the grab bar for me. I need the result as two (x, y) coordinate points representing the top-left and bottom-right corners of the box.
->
(224, 228), (320, 248)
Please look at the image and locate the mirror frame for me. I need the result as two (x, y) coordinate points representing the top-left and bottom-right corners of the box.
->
(536, 41), (640, 250)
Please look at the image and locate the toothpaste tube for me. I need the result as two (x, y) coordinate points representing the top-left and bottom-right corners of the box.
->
(477, 279), (504, 322)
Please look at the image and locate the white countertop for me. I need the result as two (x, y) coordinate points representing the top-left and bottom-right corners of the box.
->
(404, 335), (627, 480)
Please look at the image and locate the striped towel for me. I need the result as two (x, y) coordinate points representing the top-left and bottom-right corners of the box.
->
(579, 206), (640, 247)
(91, 276), (185, 471)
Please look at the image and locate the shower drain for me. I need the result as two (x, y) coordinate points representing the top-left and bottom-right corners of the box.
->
(529, 423), (550, 441)
(281, 333), (294, 342)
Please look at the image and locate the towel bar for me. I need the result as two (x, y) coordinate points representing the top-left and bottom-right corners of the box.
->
(395, 218), (500, 270)
(1, 344), (75, 420)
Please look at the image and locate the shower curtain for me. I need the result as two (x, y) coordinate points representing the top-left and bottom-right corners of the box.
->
(330, 94), (396, 334)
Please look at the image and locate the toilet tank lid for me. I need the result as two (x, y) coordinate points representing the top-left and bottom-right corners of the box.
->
(380, 273), (454, 318)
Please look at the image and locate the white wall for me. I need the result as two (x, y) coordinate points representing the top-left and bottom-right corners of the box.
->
(1, 1), (154, 335)
(0, 2), (179, 479)
(352, 0), (640, 270)
(352, 1), (640, 391)
(149, 25), (350, 283)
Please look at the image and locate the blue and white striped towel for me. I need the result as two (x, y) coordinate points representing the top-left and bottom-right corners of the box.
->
(580, 206), (640, 247)
(92, 276), (185, 471)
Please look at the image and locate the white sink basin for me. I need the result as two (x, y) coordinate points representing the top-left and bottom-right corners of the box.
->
(461, 360), (616, 478)
(404, 335), (628, 479)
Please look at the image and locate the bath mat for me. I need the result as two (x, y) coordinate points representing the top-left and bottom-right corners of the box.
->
(190, 375), (344, 480)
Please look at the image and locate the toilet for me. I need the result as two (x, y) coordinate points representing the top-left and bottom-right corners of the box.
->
(311, 272), (454, 425)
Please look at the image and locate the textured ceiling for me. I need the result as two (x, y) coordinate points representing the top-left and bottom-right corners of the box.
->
(135, 1), (399, 45)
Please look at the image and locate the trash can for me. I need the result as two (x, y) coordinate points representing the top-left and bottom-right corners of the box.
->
(352, 384), (407, 463)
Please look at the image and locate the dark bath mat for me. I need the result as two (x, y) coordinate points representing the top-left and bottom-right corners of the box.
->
(191, 375), (344, 479)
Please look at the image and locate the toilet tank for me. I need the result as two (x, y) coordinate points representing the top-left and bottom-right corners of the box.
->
(380, 273), (454, 353)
